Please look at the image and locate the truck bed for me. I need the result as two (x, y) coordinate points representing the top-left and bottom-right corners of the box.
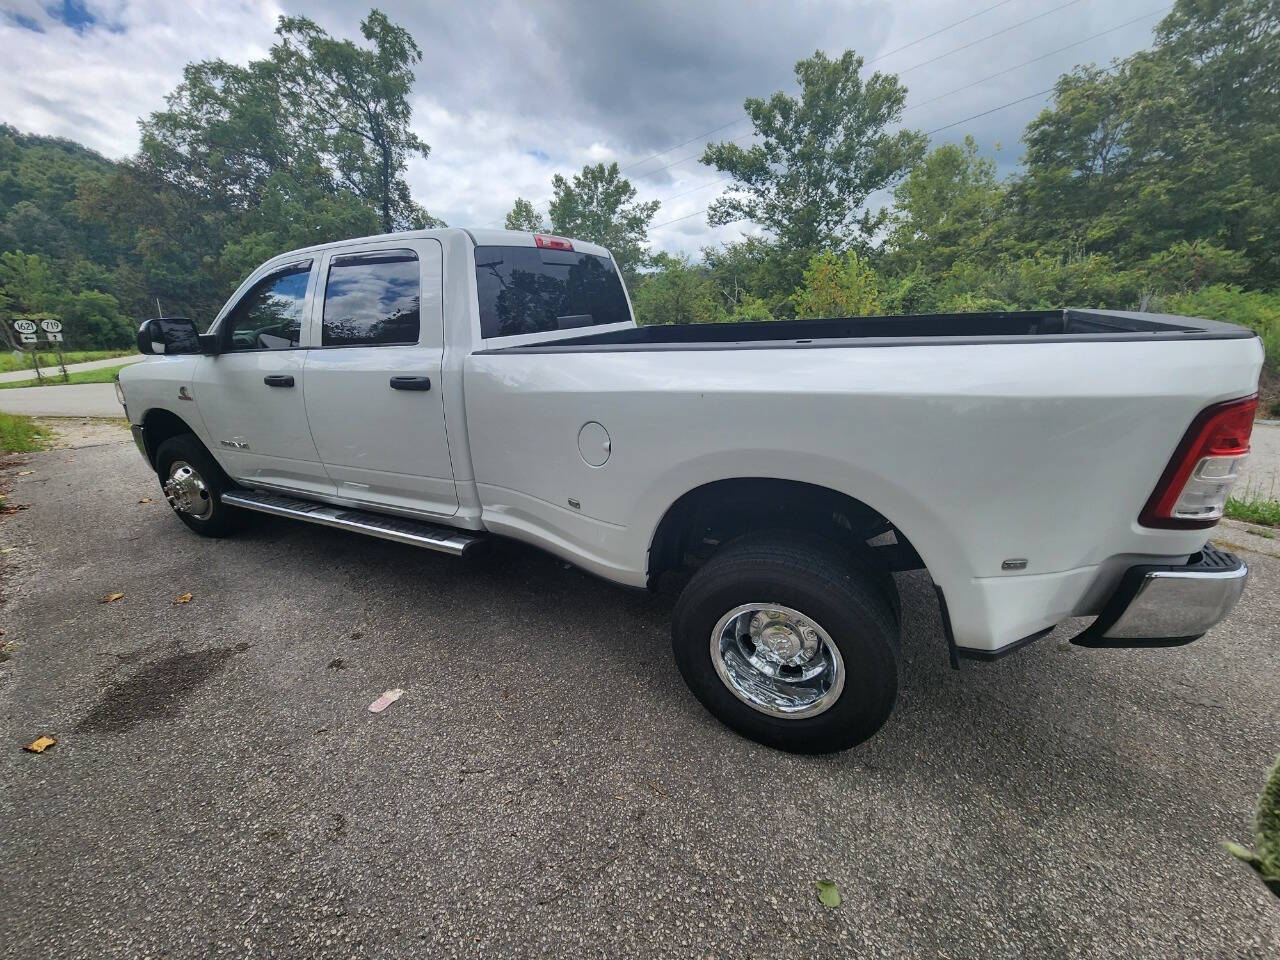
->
(479, 309), (1256, 353)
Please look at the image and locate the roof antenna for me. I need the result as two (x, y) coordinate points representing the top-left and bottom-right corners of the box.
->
(156, 298), (164, 318)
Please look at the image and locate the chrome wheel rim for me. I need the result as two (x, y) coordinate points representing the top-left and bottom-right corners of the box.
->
(710, 603), (844, 719)
(164, 460), (213, 520)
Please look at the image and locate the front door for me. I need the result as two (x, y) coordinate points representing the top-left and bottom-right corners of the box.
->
(302, 239), (458, 517)
(192, 259), (335, 498)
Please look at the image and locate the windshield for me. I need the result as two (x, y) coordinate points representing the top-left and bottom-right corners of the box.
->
(474, 245), (631, 338)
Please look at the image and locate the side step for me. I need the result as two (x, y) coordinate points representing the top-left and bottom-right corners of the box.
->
(220, 490), (486, 556)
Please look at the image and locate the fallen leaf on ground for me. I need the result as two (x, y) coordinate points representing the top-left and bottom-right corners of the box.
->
(327, 658), (345, 670)
(24, 736), (56, 754)
(174, 592), (193, 605)
(17, 470), (32, 476)
(99, 592), (124, 604)
(138, 497), (152, 504)
(368, 688), (404, 713)
(816, 880), (840, 909)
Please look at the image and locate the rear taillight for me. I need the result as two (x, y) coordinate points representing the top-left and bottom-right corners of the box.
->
(1140, 394), (1257, 528)
(534, 234), (573, 251)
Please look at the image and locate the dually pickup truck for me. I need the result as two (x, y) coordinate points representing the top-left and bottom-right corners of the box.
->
(117, 227), (1262, 752)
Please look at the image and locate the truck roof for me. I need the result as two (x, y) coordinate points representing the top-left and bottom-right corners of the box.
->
(260, 226), (613, 265)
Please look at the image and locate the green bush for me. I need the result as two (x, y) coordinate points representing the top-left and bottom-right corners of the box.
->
(1158, 285), (1280, 372)
(794, 251), (880, 319)
(1142, 241), (1250, 294)
(631, 254), (727, 326)
(938, 254), (1144, 312)
(728, 294), (774, 323)
(1226, 755), (1280, 899)
(56, 289), (135, 349)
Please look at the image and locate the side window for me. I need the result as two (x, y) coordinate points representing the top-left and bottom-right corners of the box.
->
(223, 264), (311, 351)
(322, 250), (420, 347)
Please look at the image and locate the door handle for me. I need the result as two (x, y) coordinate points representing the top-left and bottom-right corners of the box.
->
(389, 376), (431, 391)
(263, 375), (295, 387)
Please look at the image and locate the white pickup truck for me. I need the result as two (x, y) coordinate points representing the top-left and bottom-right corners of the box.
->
(117, 227), (1262, 752)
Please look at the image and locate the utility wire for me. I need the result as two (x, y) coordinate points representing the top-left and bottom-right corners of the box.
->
(895, 0), (1086, 75)
(619, 0), (1093, 184)
(620, 0), (1021, 177)
(865, 0), (1020, 65)
(903, 6), (1167, 113)
(921, 60), (1124, 134)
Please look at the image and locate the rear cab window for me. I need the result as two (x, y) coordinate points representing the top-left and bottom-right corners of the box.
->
(474, 245), (630, 339)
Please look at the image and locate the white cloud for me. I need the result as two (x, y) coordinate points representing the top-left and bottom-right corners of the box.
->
(1, 0), (1164, 258)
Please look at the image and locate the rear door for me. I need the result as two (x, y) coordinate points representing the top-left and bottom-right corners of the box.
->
(192, 259), (334, 497)
(302, 238), (459, 517)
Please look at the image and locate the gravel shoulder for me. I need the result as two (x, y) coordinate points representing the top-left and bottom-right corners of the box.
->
(1, 441), (1277, 959)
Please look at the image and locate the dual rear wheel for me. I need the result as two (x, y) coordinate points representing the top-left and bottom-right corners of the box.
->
(671, 531), (900, 753)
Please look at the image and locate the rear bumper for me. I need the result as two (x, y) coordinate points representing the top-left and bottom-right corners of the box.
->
(1070, 544), (1247, 647)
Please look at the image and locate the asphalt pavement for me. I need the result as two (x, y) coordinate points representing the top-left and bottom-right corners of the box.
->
(0, 354), (141, 383)
(1, 435), (1278, 959)
(0, 382), (123, 418)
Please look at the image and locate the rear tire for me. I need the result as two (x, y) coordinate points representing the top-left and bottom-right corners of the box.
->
(154, 433), (242, 538)
(672, 531), (899, 753)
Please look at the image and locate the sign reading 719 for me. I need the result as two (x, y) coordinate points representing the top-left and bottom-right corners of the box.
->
(39, 318), (62, 333)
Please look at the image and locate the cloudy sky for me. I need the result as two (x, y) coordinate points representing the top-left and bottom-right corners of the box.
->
(3, 0), (1167, 256)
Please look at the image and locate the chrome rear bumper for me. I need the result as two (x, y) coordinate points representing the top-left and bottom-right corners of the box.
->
(1072, 544), (1247, 647)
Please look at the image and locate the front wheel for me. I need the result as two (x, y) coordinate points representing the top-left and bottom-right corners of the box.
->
(671, 531), (899, 753)
(154, 433), (242, 538)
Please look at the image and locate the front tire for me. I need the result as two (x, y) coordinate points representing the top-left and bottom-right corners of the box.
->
(671, 531), (899, 753)
(154, 433), (242, 538)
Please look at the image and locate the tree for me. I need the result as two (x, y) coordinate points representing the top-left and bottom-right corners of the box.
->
(548, 162), (658, 281)
(274, 10), (440, 232)
(886, 137), (1009, 276)
(504, 197), (545, 232)
(793, 251), (881, 319)
(1010, 0), (1279, 282)
(57, 290), (133, 349)
(76, 8), (438, 321)
(1155, 0), (1280, 132)
(701, 50), (925, 254)
(702, 236), (807, 319)
(630, 254), (726, 326)
(0, 250), (57, 350)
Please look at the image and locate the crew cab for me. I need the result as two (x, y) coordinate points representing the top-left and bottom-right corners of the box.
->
(116, 227), (1262, 752)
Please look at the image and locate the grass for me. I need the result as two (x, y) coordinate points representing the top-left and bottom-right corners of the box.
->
(1225, 494), (1280, 527)
(0, 360), (134, 390)
(0, 348), (132, 374)
(0, 411), (52, 453)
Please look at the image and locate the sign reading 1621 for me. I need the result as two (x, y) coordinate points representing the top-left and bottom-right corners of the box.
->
(39, 318), (62, 333)
(12, 319), (36, 334)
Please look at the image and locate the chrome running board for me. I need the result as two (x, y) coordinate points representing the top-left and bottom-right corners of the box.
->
(220, 490), (485, 556)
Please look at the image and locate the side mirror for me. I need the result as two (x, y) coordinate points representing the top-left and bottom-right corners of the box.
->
(137, 317), (209, 356)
